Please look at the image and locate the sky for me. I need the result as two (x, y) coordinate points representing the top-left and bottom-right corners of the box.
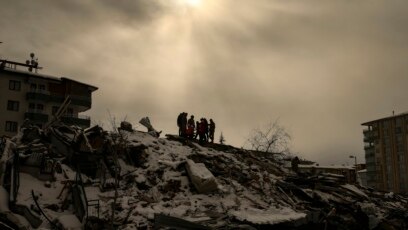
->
(1, 0), (408, 165)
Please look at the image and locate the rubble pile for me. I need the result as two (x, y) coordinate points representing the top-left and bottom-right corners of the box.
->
(1, 123), (408, 229)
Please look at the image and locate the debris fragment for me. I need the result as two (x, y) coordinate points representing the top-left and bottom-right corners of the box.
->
(1, 122), (408, 229)
(185, 159), (218, 194)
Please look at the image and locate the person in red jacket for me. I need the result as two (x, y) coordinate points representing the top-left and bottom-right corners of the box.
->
(187, 115), (195, 139)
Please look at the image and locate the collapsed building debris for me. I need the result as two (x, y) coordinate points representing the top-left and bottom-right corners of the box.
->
(185, 159), (218, 194)
(0, 122), (408, 229)
(139, 117), (162, 138)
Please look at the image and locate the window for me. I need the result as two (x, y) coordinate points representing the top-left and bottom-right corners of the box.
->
(7, 100), (19, 111)
(5, 121), (18, 132)
(37, 104), (44, 110)
(39, 84), (46, 90)
(29, 103), (35, 109)
(9, 80), (21, 91)
(30, 83), (37, 90)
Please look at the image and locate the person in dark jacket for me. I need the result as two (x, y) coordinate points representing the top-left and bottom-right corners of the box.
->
(194, 121), (200, 140)
(203, 118), (209, 142)
(180, 112), (188, 138)
(177, 112), (183, 136)
(198, 118), (206, 144)
(209, 119), (215, 143)
(291, 156), (300, 173)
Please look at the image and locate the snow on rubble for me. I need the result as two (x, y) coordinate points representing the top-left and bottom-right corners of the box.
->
(1, 123), (408, 229)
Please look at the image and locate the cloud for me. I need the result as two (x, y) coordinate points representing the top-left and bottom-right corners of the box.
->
(2, 0), (408, 164)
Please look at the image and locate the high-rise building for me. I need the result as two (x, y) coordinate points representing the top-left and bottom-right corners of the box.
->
(362, 113), (408, 193)
(0, 59), (98, 137)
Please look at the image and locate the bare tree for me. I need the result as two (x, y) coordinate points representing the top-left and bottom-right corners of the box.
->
(107, 111), (128, 229)
(246, 120), (291, 154)
(219, 132), (226, 145)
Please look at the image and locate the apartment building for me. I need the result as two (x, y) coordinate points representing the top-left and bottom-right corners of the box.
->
(362, 113), (408, 193)
(0, 59), (98, 137)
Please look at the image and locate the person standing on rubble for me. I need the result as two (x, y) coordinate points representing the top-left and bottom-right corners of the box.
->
(181, 112), (188, 138)
(187, 115), (195, 139)
(177, 112), (183, 136)
(291, 156), (300, 173)
(209, 119), (215, 143)
(198, 118), (206, 144)
(194, 121), (200, 140)
(203, 118), (209, 142)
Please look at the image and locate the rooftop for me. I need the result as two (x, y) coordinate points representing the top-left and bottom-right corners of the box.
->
(362, 112), (408, 126)
(0, 59), (98, 91)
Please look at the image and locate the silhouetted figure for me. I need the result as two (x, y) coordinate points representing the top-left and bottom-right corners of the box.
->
(203, 118), (209, 142)
(291, 156), (300, 173)
(181, 112), (188, 138)
(194, 121), (200, 140)
(198, 118), (207, 144)
(187, 115), (195, 139)
(209, 119), (215, 143)
(177, 113), (183, 136)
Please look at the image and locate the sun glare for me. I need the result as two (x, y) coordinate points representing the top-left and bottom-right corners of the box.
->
(178, 0), (202, 8)
(185, 0), (202, 7)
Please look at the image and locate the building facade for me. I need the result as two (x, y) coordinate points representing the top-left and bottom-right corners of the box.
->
(362, 113), (408, 193)
(0, 60), (97, 137)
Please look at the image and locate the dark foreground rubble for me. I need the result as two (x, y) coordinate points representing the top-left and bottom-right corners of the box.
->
(1, 123), (408, 230)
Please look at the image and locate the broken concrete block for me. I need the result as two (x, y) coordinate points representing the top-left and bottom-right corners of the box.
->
(44, 181), (51, 188)
(120, 121), (133, 132)
(56, 214), (82, 230)
(185, 160), (218, 193)
(139, 117), (161, 137)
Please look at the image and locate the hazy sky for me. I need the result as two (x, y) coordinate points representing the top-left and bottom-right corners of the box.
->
(2, 0), (408, 165)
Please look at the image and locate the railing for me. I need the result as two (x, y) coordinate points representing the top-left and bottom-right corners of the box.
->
(49, 94), (92, 108)
(27, 109), (46, 114)
(70, 95), (92, 108)
(364, 144), (374, 150)
(25, 110), (49, 123)
(60, 114), (91, 127)
(26, 89), (51, 102)
(29, 89), (50, 95)
(27, 91), (92, 108)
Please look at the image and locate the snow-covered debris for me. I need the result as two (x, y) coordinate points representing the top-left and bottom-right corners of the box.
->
(56, 214), (82, 230)
(185, 159), (218, 193)
(230, 207), (306, 225)
(1, 124), (408, 229)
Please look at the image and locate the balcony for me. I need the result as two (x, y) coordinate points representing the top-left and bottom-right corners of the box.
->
(71, 95), (92, 108)
(26, 89), (51, 102)
(61, 114), (91, 127)
(49, 95), (92, 109)
(364, 144), (374, 150)
(363, 133), (379, 142)
(25, 109), (49, 123)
